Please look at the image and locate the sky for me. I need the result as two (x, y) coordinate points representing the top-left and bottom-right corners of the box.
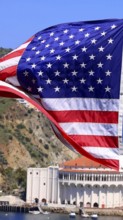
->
(1, 0), (123, 49)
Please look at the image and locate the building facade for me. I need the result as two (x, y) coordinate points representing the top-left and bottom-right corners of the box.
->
(26, 166), (59, 204)
(26, 157), (123, 208)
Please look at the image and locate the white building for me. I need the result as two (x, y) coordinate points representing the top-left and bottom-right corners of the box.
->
(26, 156), (123, 208)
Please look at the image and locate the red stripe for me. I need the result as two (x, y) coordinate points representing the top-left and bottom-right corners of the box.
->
(70, 135), (118, 148)
(0, 91), (21, 98)
(47, 110), (118, 123)
(0, 66), (17, 80)
(0, 84), (119, 170)
(0, 48), (25, 62)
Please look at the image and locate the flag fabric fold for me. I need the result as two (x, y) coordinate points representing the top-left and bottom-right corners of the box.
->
(1, 19), (123, 170)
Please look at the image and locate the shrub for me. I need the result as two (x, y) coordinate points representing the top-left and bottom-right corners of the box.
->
(17, 123), (25, 129)
(29, 128), (33, 134)
(44, 144), (49, 150)
(9, 135), (13, 141)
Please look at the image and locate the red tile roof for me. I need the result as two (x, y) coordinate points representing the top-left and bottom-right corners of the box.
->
(62, 156), (106, 169)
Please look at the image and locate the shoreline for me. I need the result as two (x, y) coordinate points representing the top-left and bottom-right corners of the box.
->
(0, 203), (123, 216)
(41, 205), (123, 216)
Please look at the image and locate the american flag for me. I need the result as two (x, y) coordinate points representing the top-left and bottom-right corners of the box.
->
(1, 19), (123, 170)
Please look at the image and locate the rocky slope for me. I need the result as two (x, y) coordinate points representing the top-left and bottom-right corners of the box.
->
(0, 98), (78, 168)
(0, 98), (78, 194)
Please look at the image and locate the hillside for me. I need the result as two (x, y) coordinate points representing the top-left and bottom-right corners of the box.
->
(0, 98), (78, 195)
(0, 48), (78, 196)
(0, 98), (77, 168)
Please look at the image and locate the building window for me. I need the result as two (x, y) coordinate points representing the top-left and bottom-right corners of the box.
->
(64, 174), (69, 180)
(80, 175), (84, 180)
(59, 173), (63, 179)
(71, 174), (76, 180)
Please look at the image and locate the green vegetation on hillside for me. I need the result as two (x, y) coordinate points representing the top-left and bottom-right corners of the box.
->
(0, 47), (12, 57)
(1, 167), (26, 197)
(0, 98), (16, 114)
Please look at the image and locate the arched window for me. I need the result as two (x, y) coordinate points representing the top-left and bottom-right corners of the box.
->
(93, 202), (99, 207)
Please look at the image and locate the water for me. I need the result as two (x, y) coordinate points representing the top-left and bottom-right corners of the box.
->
(0, 213), (122, 220)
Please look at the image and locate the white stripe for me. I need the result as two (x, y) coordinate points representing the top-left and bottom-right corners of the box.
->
(59, 122), (118, 136)
(41, 98), (119, 111)
(1, 42), (30, 57)
(0, 80), (28, 96)
(12, 41), (31, 52)
(0, 56), (21, 71)
(6, 76), (20, 86)
(83, 147), (119, 160)
(0, 80), (40, 98)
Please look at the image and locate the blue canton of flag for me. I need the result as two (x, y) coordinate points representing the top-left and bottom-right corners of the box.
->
(17, 20), (123, 100)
